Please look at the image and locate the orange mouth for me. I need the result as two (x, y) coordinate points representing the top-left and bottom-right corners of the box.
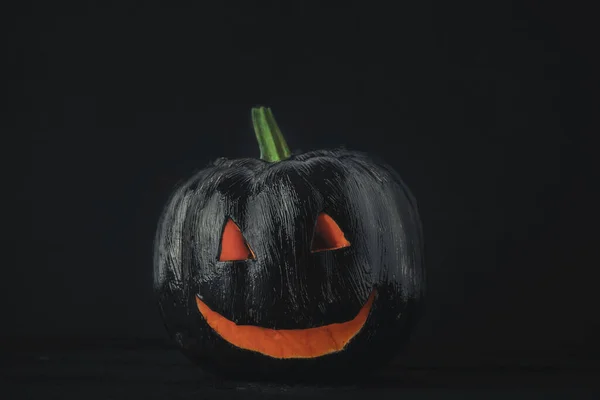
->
(196, 290), (376, 359)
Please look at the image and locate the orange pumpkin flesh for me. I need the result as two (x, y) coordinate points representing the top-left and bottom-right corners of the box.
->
(218, 219), (255, 261)
(196, 289), (376, 359)
(311, 212), (351, 252)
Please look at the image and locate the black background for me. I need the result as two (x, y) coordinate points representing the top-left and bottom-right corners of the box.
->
(6, 0), (600, 395)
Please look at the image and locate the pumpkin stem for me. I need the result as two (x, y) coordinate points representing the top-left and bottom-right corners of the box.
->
(251, 106), (292, 162)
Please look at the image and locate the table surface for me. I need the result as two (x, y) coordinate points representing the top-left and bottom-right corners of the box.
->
(2, 340), (599, 399)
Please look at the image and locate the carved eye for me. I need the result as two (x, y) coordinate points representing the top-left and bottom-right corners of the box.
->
(218, 219), (256, 261)
(310, 212), (351, 253)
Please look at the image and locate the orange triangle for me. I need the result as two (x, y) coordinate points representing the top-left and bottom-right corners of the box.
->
(311, 213), (351, 253)
(219, 219), (255, 261)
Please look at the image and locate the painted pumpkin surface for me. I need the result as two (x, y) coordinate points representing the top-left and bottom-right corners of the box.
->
(153, 107), (425, 380)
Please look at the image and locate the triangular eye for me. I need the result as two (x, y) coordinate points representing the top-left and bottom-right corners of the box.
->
(311, 212), (351, 253)
(218, 219), (255, 261)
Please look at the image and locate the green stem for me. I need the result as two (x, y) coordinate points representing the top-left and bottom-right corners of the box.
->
(251, 106), (291, 162)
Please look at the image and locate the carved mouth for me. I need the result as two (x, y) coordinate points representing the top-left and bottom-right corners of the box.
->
(196, 290), (376, 359)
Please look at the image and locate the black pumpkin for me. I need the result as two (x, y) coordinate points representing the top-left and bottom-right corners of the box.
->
(153, 107), (425, 381)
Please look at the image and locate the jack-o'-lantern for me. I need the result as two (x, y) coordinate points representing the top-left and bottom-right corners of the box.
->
(153, 107), (425, 381)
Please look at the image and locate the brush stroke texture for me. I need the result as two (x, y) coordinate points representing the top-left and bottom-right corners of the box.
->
(153, 149), (424, 378)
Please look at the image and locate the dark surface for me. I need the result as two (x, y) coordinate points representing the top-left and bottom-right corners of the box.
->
(2, 342), (599, 399)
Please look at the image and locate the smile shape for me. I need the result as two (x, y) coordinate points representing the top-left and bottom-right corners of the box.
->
(196, 290), (376, 359)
